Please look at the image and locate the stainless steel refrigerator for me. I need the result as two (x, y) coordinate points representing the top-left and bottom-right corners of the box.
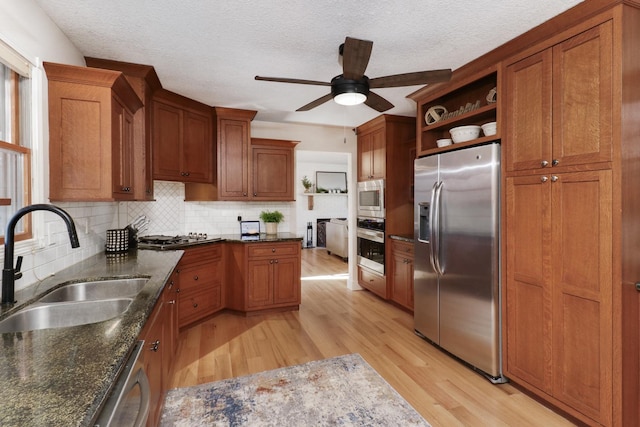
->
(414, 142), (505, 383)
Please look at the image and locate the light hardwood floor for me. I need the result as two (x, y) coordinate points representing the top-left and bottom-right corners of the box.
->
(169, 248), (576, 427)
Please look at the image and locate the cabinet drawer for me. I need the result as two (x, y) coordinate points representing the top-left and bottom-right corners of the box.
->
(178, 285), (222, 328)
(392, 240), (414, 258)
(180, 244), (222, 266)
(248, 242), (300, 258)
(358, 267), (387, 299)
(179, 260), (221, 292)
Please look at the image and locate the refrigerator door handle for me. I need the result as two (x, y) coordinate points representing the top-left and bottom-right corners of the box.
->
(429, 182), (439, 274)
(433, 181), (444, 276)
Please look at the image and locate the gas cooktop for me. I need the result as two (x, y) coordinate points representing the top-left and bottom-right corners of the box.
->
(137, 234), (222, 250)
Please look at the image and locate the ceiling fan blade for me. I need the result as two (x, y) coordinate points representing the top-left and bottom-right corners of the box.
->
(369, 69), (452, 88)
(255, 76), (331, 86)
(341, 37), (373, 80)
(365, 91), (394, 112)
(296, 93), (334, 111)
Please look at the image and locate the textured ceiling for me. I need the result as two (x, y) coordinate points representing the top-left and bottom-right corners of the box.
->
(34, 0), (583, 128)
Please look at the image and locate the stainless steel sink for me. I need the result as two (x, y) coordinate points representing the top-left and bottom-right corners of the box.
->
(0, 298), (134, 333)
(38, 278), (149, 303)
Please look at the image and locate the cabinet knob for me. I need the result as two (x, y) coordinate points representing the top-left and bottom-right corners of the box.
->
(150, 340), (160, 352)
(168, 300), (176, 304)
(175, 288), (180, 293)
(243, 192), (247, 196)
(636, 282), (640, 291)
(274, 259), (279, 264)
(272, 248), (276, 253)
(541, 160), (549, 167)
(254, 193), (257, 196)
(552, 159), (560, 166)
(193, 275), (199, 281)
(193, 302), (198, 308)
(270, 260), (274, 264)
(551, 175), (559, 182)
(541, 176), (548, 182)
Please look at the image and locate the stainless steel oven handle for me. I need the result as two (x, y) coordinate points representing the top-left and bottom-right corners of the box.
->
(356, 228), (384, 243)
(132, 368), (151, 427)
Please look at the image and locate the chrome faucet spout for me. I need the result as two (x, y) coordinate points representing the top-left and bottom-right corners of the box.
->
(2, 204), (80, 305)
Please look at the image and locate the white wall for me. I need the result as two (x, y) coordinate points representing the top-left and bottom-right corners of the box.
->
(0, 1), (119, 291)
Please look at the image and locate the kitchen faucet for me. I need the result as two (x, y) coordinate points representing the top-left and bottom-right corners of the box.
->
(2, 204), (80, 305)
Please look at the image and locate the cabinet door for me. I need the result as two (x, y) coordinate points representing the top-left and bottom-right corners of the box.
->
(551, 169), (612, 424)
(111, 98), (135, 199)
(357, 128), (386, 181)
(552, 22), (612, 168)
(370, 127), (386, 179)
(252, 145), (294, 200)
(505, 49), (553, 172)
(273, 256), (300, 305)
(153, 100), (183, 180)
(390, 242), (414, 310)
(218, 118), (250, 199)
(247, 259), (273, 308)
(141, 305), (164, 427)
(182, 109), (213, 183)
(505, 175), (553, 392)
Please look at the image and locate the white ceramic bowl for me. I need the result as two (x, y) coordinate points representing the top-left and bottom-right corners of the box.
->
(436, 138), (452, 148)
(449, 125), (481, 143)
(481, 121), (497, 136)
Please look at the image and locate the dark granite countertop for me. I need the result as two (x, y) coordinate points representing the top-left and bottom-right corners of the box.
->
(136, 233), (303, 251)
(389, 234), (415, 243)
(0, 249), (183, 427)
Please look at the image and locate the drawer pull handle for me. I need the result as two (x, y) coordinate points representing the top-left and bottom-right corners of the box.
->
(150, 340), (160, 352)
(168, 300), (176, 304)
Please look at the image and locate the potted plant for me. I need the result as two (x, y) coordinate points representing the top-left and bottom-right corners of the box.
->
(259, 210), (284, 235)
(301, 176), (313, 193)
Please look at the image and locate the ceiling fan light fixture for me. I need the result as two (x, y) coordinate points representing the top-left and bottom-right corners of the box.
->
(334, 91), (367, 106)
(331, 76), (369, 106)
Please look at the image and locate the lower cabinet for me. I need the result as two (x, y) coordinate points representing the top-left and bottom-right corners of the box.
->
(176, 245), (224, 328)
(389, 239), (414, 311)
(358, 267), (387, 299)
(227, 241), (301, 313)
(139, 276), (178, 427)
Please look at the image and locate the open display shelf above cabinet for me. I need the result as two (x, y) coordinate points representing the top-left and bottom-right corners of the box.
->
(414, 68), (498, 156)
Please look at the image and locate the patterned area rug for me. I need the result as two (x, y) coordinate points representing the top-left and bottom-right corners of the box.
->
(160, 353), (431, 426)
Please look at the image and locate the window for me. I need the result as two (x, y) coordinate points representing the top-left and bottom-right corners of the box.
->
(0, 43), (32, 244)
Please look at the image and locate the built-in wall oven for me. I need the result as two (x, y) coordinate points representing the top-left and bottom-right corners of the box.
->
(357, 179), (385, 219)
(356, 217), (385, 275)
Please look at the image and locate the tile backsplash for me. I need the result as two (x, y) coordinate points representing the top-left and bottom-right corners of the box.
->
(121, 181), (294, 237)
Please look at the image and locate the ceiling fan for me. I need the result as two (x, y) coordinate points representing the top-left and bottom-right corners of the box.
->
(255, 37), (452, 112)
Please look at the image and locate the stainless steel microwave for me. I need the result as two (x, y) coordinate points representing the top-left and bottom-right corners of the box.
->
(357, 179), (385, 218)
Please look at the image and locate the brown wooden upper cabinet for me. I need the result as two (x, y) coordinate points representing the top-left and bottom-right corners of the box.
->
(44, 62), (143, 201)
(152, 89), (213, 183)
(504, 22), (612, 173)
(85, 57), (162, 201)
(185, 107), (298, 201)
(357, 124), (386, 181)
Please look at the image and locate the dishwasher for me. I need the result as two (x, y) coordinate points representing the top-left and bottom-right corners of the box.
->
(93, 340), (150, 427)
